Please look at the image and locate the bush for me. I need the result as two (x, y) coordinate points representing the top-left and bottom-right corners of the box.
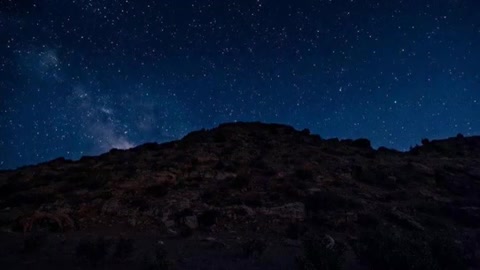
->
(356, 212), (380, 228)
(128, 198), (150, 211)
(242, 239), (266, 257)
(113, 238), (134, 259)
(430, 233), (466, 269)
(355, 228), (433, 270)
(352, 138), (371, 148)
(272, 180), (305, 200)
(297, 235), (344, 270)
(285, 223), (306, 240)
(76, 237), (112, 266)
(198, 209), (220, 228)
(354, 227), (467, 270)
(3, 192), (57, 207)
(231, 174), (250, 189)
(305, 191), (359, 215)
(352, 165), (396, 188)
(144, 244), (173, 270)
(213, 131), (228, 143)
(421, 138), (430, 146)
(145, 183), (171, 197)
(23, 233), (47, 253)
(301, 129), (311, 135)
(295, 168), (314, 180)
(0, 180), (30, 197)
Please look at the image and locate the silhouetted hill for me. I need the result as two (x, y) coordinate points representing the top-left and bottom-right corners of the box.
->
(0, 122), (479, 269)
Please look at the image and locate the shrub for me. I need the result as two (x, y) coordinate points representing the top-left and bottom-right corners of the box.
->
(297, 235), (344, 270)
(3, 192), (57, 208)
(356, 212), (380, 228)
(198, 209), (220, 228)
(285, 223), (306, 240)
(301, 129), (311, 135)
(352, 138), (372, 149)
(23, 233), (47, 253)
(81, 172), (111, 190)
(242, 239), (266, 258)
(305, 191), (359, 215)
(113, 238), (134, 259)
(354, 227), (467, 270)
(430, 233), (466, 269)
(213, 131), (228, 143)
(295, 168), (314, 180)
(352, 165), (396, 188)
(272, 181), (304, 200)
(0, 180), (30, 197)
(231, 174), (250, 189)
(145, 183), (171, 197)
(128, 198), (150, 211)
(153, 245), (171, 269)
(144, 245), (172, 270)
(355, 228), (433, 270)
(76, 237), (112, 266)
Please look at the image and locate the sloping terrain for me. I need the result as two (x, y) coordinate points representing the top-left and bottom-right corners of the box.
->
(0, 122), (479, 269)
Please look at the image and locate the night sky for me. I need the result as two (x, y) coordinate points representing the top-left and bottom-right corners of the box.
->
(1, 0), (479, 169)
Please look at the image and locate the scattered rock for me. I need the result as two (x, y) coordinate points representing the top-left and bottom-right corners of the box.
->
(283, 239), (301, 247)
(184, 216), (198, 230)
(260, 202), (305, 220)
(102, 199), (121, 215)
(467, 168), (480, 179)
(324, 234), (335, 249)
(389, 209), (425, 231)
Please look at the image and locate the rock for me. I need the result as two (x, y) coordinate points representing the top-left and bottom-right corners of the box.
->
(153, 171), (177, 183)
(225, 205), (255, 216)
(410, 163), (435, 176)
(260, 202), (305, 220)
(455, 207), (480, 226)
(163, 219), (175, 228)
(389, 209), (424, 231)
(467, 168), (480, 179)
(215, 172), (237, 181)
(308, 188), (322, 194)
(128, 217), (137, 227)
(387, 176), (397, 185)
(184, 215), (198, 229)
(324, 234), (335, 249)
(240, 205), (255, 216)
(162, 211), (175, 228)
(283, 239), (301, 247)
(102, 199), (121, 214)
(195, 153), (219, 164)
(202, 237), (228, 248)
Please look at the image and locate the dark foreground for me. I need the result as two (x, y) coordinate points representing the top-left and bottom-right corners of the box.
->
(1, 122), (479, 269)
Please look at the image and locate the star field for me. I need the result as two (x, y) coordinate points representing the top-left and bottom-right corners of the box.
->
(1, 0), (480, 169)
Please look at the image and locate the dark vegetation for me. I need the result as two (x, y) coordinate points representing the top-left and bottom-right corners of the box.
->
(354, 227), (467, 270)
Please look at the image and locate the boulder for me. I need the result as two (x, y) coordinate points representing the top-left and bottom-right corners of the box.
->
(184, 215), (198, 229)
(260, 202), (305, 220)
(389, 209), (424, 231)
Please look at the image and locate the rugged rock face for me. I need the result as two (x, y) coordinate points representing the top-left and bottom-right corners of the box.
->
(0, 122), (479, 269)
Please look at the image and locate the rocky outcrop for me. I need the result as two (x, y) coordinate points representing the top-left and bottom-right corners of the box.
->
(0, 122), (479, 269)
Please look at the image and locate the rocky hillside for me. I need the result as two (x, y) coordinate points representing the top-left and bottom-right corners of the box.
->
(0, 122), (479, 269)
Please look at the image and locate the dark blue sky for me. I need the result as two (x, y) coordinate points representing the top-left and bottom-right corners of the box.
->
(1, 0), (479, 169)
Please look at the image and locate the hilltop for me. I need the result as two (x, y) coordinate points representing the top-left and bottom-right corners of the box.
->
(0, 122), (479, 269)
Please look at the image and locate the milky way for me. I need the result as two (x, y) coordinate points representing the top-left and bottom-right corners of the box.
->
(1, 0), (479, 169)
